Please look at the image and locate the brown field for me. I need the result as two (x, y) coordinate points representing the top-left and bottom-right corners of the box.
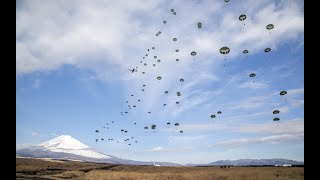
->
(16, 158), (304, 180)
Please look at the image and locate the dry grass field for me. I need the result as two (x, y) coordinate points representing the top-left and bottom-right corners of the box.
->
(16, 157), (304, 180)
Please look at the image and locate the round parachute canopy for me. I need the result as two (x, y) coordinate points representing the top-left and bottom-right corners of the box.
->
(211, 114), (216, 118)
(153, 64), (156, 67)
(175, 123), (179, 126)
(133, 105), (136, 108)
(273, 117), (280, 121)
(134, 123), (136, 125)
(96, 139), (98, 142)
(124, 130), (128, 133)
(144, 126), (148, 129)
(176, 49), (179, 52)
(224, 0), (230, 2)
(191, 51), (197, 56)
(154, 56), (157, 59)
(152, 47), (155, 50)
(176, 59), (179, 62)
(144, 63), (147, 66)
(125, 112), (128, 113)
(265, 48), (271, 53)
(173, 12), (176, 15)
(151, 124), (156, 129)
(163, 104), (166, 106)
(280, 91), (287, 96)
(177, 92), (181, 96)
(176, 101), (179, 104)
(143, 84), (146, 87)
(131, 94), (133, 96)
(249, 73), (256, 77)
(157, 59), (161, 63)
(198, 25), (202, 29)
(266, 24), (274, 30)
(101, 138), (104, 141)
(180, 78), (184, 82)
(167, 122), (170, 125)
(147, 49), (149, 51)
(239, 14), (247, 21)
(165, 91), (169, 94)
(156, 33), (159, 36)
(157, 76), (162, 80)
(126, 101), (128, 103)
(95, 130), (99, 133)
(158, 31), (161, 34)
(180, 130), (183, 133)
(243, 50), (249, 54)
(173, 38), (177, 42)
(197, 22), (202, 26)
(170, 9), (174, 12)
(217, 111), (222, 114)
(142, 72), (145, 74)
(138, 100), (141, 102)
(163, 21), (166, 24)
(121, 129), (124, 132)
(135, 141), (138, 143)
(148, 111), (151, 114)
(220, 47), (230, 54)
(273, 110), (280, 114)
(145, 54), (148, 56)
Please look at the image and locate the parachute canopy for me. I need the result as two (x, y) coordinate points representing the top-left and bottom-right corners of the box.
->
(210, 114), (216, 118)
(273, 117), (280, 121)
(220, 47), (230, 54)
(243, 50), (249, 54)
(265, 48), (271, 53)
(266, 24), (274, 30)
(239, 14), (247, 21)
(157, 76), (162, 80)
(191, 51), (197, 56)
(273, 110), (280, 114)
(217, 111), (222, 114)
(280, 91), (287, 95)
(249, 73), (256, 77)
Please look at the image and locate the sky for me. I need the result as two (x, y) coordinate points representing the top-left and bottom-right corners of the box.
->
(16, 0), (304, 164)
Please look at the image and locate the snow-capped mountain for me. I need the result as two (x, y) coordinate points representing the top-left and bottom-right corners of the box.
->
(37, 135), (110, 159)
(16, 135), (180, 166)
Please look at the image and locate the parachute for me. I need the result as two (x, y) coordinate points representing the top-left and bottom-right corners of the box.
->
(176, 58), (179, 62)
(273, 110), (280, 114)
(265, 48), (271, 53)
(176, 101), (179, 104)
(173, 38), (177, 42)
(157, 59), (161, 63)
(180, 130), (183, 133)
(151, 124), (156, 129)
(167, 122), (171, 125)
(157, 76), (162, 80)
(176, 92), (181, 96)
(165, 91), (169, 94)
(152, 47), (155, 50)
(273, 117), (280, 121)
(144, 126), (148, 129)
(176, 49), (179, 52)
(266, 24), (274, 30)
(220, 47), (230, 54)
(191, 51), (197, 56)
(239, 14), (246, 21)
(174, 123), (179, 126)
(154, 56), (157, 59)
(243, 50), (249, 54)
(280, 91), (287, 95)
(249, 73), (256, 77)
(217, 111), (222, 114)
(163, 21), (167, 24)
(197, 22), (202, 29)
(163, 104), (167, 106)
(210, 114), (216, 118)
(180, 78), (184, 82)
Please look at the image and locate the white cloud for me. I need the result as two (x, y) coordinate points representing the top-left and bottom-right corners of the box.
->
(210, 133), (303, 148)
(239, 81), (268, 89)
(149, 146), (193, 152)
(31, 131), (39, 136)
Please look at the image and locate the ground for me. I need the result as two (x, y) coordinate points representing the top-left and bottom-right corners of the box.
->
(16, 157), (304, 180)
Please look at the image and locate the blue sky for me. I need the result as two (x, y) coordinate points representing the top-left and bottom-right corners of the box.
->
(16, 0), (304, 164)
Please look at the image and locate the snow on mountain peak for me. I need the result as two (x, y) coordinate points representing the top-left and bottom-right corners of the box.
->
(37, 135), (110, 159)
(38, 135), (89, 150)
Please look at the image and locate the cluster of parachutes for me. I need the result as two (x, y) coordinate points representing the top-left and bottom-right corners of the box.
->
(93, 0), (287, 146)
